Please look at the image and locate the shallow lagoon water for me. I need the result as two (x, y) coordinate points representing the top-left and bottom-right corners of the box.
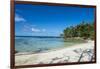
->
(15, 36), (84, 53)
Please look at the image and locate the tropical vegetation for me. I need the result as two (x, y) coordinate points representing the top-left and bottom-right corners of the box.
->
(61, 21), (95, 40)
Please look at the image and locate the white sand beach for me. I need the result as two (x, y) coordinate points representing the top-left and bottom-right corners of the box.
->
(15, 40), (95, 66)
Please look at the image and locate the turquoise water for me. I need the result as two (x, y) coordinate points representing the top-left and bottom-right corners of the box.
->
(15, 36), (81, 53)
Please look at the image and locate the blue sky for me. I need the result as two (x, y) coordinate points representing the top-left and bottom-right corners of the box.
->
(15, 4), (95, 36)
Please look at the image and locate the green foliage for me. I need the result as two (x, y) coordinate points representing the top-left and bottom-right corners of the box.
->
(62, 21), (94, 40)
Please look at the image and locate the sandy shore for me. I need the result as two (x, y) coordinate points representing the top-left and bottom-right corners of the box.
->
(15, 40), (94, 66)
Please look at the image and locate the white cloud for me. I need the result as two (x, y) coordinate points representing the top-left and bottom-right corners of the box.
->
(22, 24), (46, 33)
(31, 28), (46, 33)
(31, 28), (40, 32)
(15, 14), (26, 22)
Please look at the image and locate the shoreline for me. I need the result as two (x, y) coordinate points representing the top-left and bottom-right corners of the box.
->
(15, 40), (94, 66)
(15, 40), (88, 56)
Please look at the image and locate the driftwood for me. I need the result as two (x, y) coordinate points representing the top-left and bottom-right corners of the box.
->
(78, 51), (84, 62)
(50, 48), (94, 64)
(77, 49), (94, 62)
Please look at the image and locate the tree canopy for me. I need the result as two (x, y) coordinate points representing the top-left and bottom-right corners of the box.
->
(62, 21), (95, 40)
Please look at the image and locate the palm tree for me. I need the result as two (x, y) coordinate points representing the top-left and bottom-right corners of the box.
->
(62, 21), (94, 40)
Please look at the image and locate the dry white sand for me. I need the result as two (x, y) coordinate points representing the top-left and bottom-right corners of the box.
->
(15, 40), (94, 66)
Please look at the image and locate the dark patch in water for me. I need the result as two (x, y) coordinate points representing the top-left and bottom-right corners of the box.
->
(23, 41), (29, 45)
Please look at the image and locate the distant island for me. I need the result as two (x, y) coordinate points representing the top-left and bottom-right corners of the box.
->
(15, 36), (62, 38)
